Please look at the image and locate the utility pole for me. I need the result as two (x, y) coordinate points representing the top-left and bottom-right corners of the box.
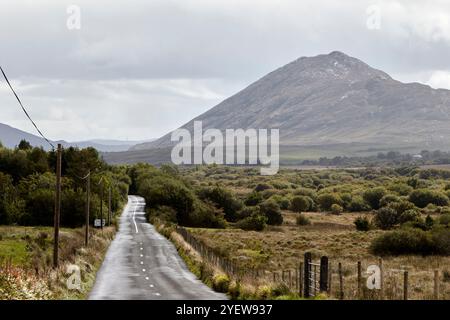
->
(108, 185), (112, 226)
(100, 180), (104, 230)
(85, 171), (90, 246)
(53, 143), (62, 268)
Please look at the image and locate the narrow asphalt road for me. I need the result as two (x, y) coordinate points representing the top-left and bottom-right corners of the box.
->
(89, 195), (227, 300)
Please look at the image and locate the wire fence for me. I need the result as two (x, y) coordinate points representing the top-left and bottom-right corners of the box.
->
(175, 226), (449, 300)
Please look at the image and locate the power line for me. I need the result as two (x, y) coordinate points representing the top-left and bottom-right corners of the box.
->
(0, 66), (55, 149)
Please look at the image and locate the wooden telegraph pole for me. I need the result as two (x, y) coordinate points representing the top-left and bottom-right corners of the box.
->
(53, 143), (62, 268)
(100, 180), (104, 230)
(85, 171), (90, 246)
(108, 185), (112, 226)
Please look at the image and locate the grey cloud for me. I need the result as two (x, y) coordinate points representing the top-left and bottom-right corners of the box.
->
(1, 0), (450, 141)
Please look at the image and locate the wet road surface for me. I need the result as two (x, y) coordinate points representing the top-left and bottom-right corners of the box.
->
(89, 195), (227, 300)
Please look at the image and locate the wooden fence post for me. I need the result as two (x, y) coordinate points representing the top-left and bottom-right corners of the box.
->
(304, 252), (312, 298)
(328, 269), (332, 297)
(434, 270), (439, 300)
(338, 262), (344, 300)
(357, 261), (362, 299)
(403, 271), (408, 300)
(379, 258), (384, 300)
(288, 269), (292, 289)
(320, 256), (329, 293)
(299, 262), (304, 297)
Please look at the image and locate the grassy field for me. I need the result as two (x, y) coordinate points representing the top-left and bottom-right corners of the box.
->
(187, 211), (450, 300)
(0, 225), (115, 300)
(156, 165), (450, 300)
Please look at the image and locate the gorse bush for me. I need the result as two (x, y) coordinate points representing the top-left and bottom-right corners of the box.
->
(371, 227), (450, 256)
(244, 191), (263, 206)
(290, 196), (310, 213)
(374, 204), (420, 230)
(198, 186), (243, 222)
(259, 199), (283, 225)
(363, 187), (386, 210)
(236, 213), (267, 231)
(370, 228), (435, 255)
(354, 216), (371, 231)
(349, 196), (371, 212)
(296, 214), (311, 226)
(331, 204), (343, 215)
(317, 193), (342, 211)
(409, 189), (449, 208)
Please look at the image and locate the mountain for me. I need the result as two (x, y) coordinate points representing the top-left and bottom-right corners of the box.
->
(0, 122), (153, 152)
(131, 51), (450, 156)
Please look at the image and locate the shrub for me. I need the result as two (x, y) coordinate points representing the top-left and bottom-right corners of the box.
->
(354, 216), (371, 231)
(254, 183), (272, 192)
(212, 274), (230, 293)
(379, 194), (401, 207)
(439, 214), (450, 226)
(349, 196), (371, 212)
(388, 183), (413, 196)
(374, 207), (398, 230)
(374, 204), (420, 230)
(245, 191), (263, 206)
(198, 186), (243, 222)
(370, 228), (436, 255)
(317, 193), (342, 211)
(409, 189), (449, 208)
(255, 285), (272, 300)
(290, 196), (310, 213)
(363, 187), (387, 210)
(296, 214), (311, 226)
(236, 213), (267, 231)
(331, 204), (343, 215)
(278, 198), (291, 210)
(259, 199), (283, 225)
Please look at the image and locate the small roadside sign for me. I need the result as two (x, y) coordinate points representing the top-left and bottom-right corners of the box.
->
(94, 219), (106, 227)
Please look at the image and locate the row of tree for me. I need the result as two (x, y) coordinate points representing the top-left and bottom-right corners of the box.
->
(0, 140), (130, 227)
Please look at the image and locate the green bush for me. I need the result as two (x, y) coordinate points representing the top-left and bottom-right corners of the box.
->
(349, 196), (371, 212)
(198, 186), (243, 222)
(317, 193), (342, 211)
(259, 199), (283, 225)
(439, 214), (450, 226)
(363, 187), (387, 210)
(370, 228), (436, 255)
(374, 204), (420, 230)
(371, 227), (450, 256)
(354, 216), (371, 231)
(245, 191), (263, 206)
(290, 196), (310, 213)
(331, 204), (343, 215)
(236, 213), (267, 231)
(254, 183), (272, 192)
(409, 189), (449, 208)
(379, 194), (401, 207)
(296, 214), (311, 226)
(212, 274), (230, 293)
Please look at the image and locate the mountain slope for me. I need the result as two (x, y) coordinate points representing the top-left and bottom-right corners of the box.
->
(0, 122), (151, 152)
(132, 51), (450, 153)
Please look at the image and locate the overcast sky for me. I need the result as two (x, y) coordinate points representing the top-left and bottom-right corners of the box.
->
(1, 0), (450, 141)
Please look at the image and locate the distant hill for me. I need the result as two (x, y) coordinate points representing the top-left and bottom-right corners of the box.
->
(112, 51), (450, 164)
(0, 123), (153, 152)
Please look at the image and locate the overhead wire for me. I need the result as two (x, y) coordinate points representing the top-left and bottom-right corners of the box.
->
(0, 66), (55, 149)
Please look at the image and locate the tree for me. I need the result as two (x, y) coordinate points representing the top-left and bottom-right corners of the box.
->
(18, 139), (32, 150)
(198, 186), (243, 222)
